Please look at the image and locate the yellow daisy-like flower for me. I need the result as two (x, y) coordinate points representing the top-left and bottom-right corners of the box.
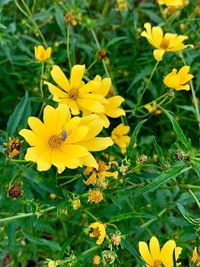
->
(34, 45), (51, 62)
(163, 66), (193, 91)
(111, 123), (130, 154)
(19, 105), (113, 174)
(88, 189), (104, 204)
(191, 247), (200, 267)
(89, 222), (106, 245)
(93, 255), (101, 265)
(84, 160), (118, 187)
(141, 23), (192, 61)
(139, 236), (182, 267)
(157, 0), (188, 8)
(44, 65), (106, 115)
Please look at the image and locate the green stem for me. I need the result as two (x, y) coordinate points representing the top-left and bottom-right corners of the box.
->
(140, 208), (167, 228)
(179, 52), (200, 132)
(40, 62), (45, 98)
(0, 206), (56, 223)
(60, 175), (81, 187)
(85, 209), (98, 221)
(67, 26), (72, 70)
(10, 159), (27, 163)
(137, 61), (159, 107)
(188, 189), (200, 209)
(86, 59), (98, 72)
(14, 0), (47, 46)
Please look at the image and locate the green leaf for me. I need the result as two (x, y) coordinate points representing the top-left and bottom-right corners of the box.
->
(54, 6), (66, 37)
(121, 239), (146, 266)
(59, 238), (74, 259)
(177, 203), (200, 227)
(161, 108), (191, 151)
(127, 119), (147, 158)
(7, 92), (29, 136)
(22, 231), (61, 251)
(135, 165), (185, 197)
(153, 137), (164, 163)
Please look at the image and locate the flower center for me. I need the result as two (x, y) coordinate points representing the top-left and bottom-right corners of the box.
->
(48, 135), (63, 148)
(92, 227), (100, 238)
(68, 87), (79, 99)
(160, 38), (170, 49)
(154, 260), (161, 267)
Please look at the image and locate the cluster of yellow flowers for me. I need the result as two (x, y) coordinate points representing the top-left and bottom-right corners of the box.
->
(20, 46), (128, 173)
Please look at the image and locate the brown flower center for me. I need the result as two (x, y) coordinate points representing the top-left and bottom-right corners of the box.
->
(68, 87), (79, 99)
(154, 260), (161, 267)
(160, 38), (170, 49)
(48, 135), (63, 148)
(92, 227), (100, 237)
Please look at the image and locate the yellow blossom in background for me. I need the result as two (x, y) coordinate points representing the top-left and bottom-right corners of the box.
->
(144, 101), (161, 115)
(44, 65), (106, 115)
(93, 255), (101, 265)
(84, 160), (118, 187)
(116, 0), (128, 11)
(72, 199), (81, 210)
(89, 222), (106, 245)
(88, 189), (104, 204)
(34, 45), (51, 62)
(163, 66), (193, 91)
(111, 123), (130, 154)
(139, 236), (182, 267)
(191, 247), (200, 267)
(64, 11), (82, 26)
(141, 23), (192, 61)
(19, 105), (113, 173)
(157, 0), (189, 8)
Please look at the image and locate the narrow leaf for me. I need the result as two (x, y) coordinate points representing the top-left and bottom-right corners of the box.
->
(135, 165), (185, 197)
(153, 137), (164, 163)
(54, 6), (66, 37)
(161, 108), (191, 151)
(7, 92), (29, 136)
(121, 239), (146, 266)
(127, 119), (147, 157)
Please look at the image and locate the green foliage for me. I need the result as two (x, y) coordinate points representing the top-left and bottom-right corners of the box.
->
(0, 0), (200, 266)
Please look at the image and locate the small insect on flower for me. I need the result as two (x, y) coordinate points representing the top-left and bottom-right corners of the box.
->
(89, 222), (106, 245)
(60, 130), (67, 141)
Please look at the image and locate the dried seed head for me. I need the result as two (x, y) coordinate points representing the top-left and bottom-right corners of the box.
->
(111, 234), (121, 246)
(8, 182), (22, 198)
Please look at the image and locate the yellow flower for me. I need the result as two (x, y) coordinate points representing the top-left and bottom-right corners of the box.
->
(72, 199), (81, 210)
(84, 160), (118, 187)
(144, 101), (161, 115)
(116, 0), (128, 10)
(34, 45), (51, 62)
(91, 75), (125, 128)
(93, 255), (101, 265)
(89, 222), (106, 245)
(44, 65), (106, 115)
(138, 236), (182, 267)
(19, 105), (113, 173)
(163, 66), (193, 91)
(88, 189), (104, 204)
(191, 247), (200, 267)
(111, 123), (130, 154)
(141, 23), (192, 61)
(157, 0), (188, 8)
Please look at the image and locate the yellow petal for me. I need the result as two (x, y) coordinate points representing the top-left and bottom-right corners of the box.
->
(43, 105), (59, 133)
(81, 154), (98, 169)
(77, 137), (113, 151)
(19, 129), (46, 146)
(79, 81), (100, 94)
(27, 117), (48, 139)
(149, 236), (161, 261)
(66, 126), (88, 143)
(77, 98), (105, 113)
(51, 65), (70, 92)
(44, 81), (67, 99)
(152, 26), (163, 48)
(138, 241), (154, 266)
(61, 144), (88, 158)
(65, 117), (81, 132)
(153, 49), (165, 61)
(160, 240), (176, 267)
(70, 64), (85, 88)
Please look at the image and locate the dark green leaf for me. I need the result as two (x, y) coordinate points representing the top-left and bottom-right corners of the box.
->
(161, 108), (191, 151)
(127, 119), (147, 158)
(7, 92), (29, 136)
(121, 239), (146, 266)
(54, 6), (66, 37)
(135, 165), (185, 197)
